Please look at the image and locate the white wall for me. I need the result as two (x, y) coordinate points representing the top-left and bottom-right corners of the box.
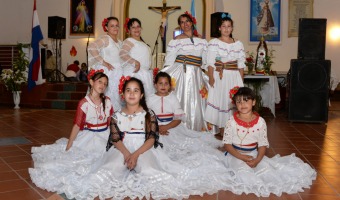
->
(1, 0), (339, 80)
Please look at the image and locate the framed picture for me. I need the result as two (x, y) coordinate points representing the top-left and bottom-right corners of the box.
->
(288, 0), (313, 37)
(250, 0), (281, 43)
(70, 0), (95, 36)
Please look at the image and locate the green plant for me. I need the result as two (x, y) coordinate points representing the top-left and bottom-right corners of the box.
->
(263, 48), (275, 75)
(1, 43), (29, 91)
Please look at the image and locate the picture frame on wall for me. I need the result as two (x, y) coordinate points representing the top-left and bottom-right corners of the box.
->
(288, 0), (313, 37)
(250, 0), (281, 43)
(70, 0), (95, 37)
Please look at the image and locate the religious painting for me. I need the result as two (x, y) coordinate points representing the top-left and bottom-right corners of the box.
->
(250, 0), (281, 43)
(69, 0), (95, 36)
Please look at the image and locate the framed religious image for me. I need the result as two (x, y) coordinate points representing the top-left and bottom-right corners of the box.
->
(288, 0), (313, 37)
(250, 0), (281, 43)
(69, 0), (95, 36)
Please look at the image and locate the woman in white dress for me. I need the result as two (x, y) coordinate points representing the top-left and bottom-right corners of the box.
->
(119, 18), (155, 97)
(162, 12), (208, 131)
(29, 71), (114, 196)
(88, 16), (123, 110)
(223, 87), (316, 197)
(204, 15), (245, 137)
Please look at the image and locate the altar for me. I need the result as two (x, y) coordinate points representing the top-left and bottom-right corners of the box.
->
(244, 75), (281, 117)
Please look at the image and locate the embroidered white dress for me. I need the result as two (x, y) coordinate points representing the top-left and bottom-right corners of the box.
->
(120, 38), (155, 96)
(147, 93), (222, 160)
(29, 96), (113, 195)
(222, 112), (317, 197)
(88, 35), (123, 110)
(162, 38), (208, 131)
(60, 109), (235, 200)
(204, 38), (245, 128)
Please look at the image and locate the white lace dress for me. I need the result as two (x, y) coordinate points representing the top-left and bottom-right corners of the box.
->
(204, 38), (245, 128)
(88, 34), (123, 110)
(222, 112), (317, 197)
(162, 38), (208, 131)
(29, 96), (113, 195)
(59, 109), (235, 200)
(120, 38), (155, 97)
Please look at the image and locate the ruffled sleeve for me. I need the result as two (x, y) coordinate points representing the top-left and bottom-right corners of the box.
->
(87, 35), (110, 70)
(145, 110), (163, 148)
(257, 118), (269, 148)
(73, 98), (88, 130)
(171, 94), (185, 121)
(235, 41), (246, 69)
(106, 113), (121, 151)
(163, 39), (179, 67)
(119, 38), (137, 66)
(205, 39), (219, 70)
(222, 118), (235, 145)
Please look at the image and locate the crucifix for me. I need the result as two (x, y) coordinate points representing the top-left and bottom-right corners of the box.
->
(149, 0), (181, 53)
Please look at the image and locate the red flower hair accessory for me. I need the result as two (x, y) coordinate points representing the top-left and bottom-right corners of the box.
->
(87, 69), (104, 81)
(118, 76), (131, 100)
(153, 68), (159, 81)
(123, 18), (130, 33)
(184, 11), (199, 37)
(229, 86), (240, 103)
(102, 18), (109, 32)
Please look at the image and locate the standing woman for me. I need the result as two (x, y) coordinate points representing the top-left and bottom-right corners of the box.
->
(162, 12), (208, 131)
(88, 16), (123, 110)
(119, 18), (155, 97)
(204, 14), (245, 137)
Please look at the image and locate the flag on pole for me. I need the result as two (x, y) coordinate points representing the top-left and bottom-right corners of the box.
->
(28, 0), (44, 90)
(190, 0), (196, 18)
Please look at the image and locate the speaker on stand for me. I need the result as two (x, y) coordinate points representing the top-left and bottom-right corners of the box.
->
(48, 16), (66, 82)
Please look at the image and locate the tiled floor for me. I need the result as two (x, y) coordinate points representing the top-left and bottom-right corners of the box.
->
(1, 102), (340, 200)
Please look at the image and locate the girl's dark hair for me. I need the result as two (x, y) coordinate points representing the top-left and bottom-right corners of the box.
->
(123, 77), (151, 132)
(218, 17), (234, 38)
(89, 72), (109, 112)
(127, 18), (148, 45)
(232, 87), (256, 103)
(154, 71), (171, 86)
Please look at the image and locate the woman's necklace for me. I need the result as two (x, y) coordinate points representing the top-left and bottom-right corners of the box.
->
(125, 106), (141, 121)
(89, 95), (104, 120)
(183, 32), (194, 44)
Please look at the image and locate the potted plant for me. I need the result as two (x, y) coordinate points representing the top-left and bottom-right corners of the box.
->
(0, 43), (29, 108)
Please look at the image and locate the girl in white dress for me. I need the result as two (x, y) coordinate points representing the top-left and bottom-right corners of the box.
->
(62, 77), (235, 200)
(120, 18), (155, 97)
(88, 17), (123, 110)
(205, 15), (245, 137)
(29, 70), (113, 195)
(162, 12), (208, 131)
(147, 72), (222, 160)
(223, 87), (316, 197)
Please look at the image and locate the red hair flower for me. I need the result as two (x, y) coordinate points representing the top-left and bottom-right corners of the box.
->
(87, 69), (104, 81)
(229, 86), (240, 103)
(153, 68), (159, 81)
(123, 18), (130, 33)
(118, 76), (131, 100)
(102, 18), (109, 32)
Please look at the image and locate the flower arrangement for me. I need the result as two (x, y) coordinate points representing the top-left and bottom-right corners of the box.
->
(118, 76), (131, 100)
(87, 69), (104, 81)
(0, 43), (29, 91)
(245, 51), (255, 75)
(229, 86), (240, 103)
(263, 48), (275, 75)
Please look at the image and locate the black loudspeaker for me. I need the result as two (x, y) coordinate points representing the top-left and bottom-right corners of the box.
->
(298, 18), (326, 60)
(48, 16), (66, 39)
(210, 12), (229, 38)
(288, 59), (331, 123)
